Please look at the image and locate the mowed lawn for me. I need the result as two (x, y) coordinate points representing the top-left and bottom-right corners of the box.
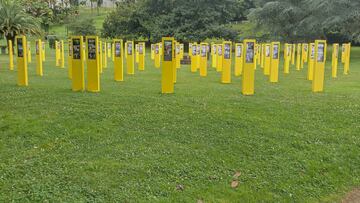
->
(0, 45), (359, 202)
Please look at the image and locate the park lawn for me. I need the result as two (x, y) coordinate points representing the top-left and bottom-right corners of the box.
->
(0, 45), (359, 202)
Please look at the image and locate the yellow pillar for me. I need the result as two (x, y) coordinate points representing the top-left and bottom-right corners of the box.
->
(191, 42), (198, 72)
(135, 44), (139, 64)
(139, 42), (145, 71)
(86, 36), (100, 92)
(270, 42), (280, 83)
(35, 39), (43, 76)
(175, 43), (180, 69)
(161, 37), (175, 94)
(55, 41), (60, 67)
(200, 42), (208, 77)
(114, 39), (124, 81)
(126, 41), (135, 75)
(235, 43), (243, 76)
(257, 44), (261, 66)
(154, 43), (161, 68)
(27, 41), (32, 64)
(112, 42), (115, 62)
(332, 43), (339, 78)
(71, 36), (85, 92)
(42, 42), (46, 62)
(291, 44), (295, 65)
(242, 40), (256, 95)
(107, 42), (111, 58)
(312, 40), (327, 93)
(216, 44), (223, 72)
(221, 41), (232, 83)
(151, 44), (155, 60)
(196, 44), (200, 70)
(307, 43), (315, 81)
(8, 40), (14, 70)
(296, 43), (301, 70)
(303, 43), (308, 63)
(16, 36), (28, 86)
(98, 41), (103, 73)
(300, 44), (304, 69)
(261, 44), (265, 68)
(189, 43), (193, 57)
(344, 43), (351, 75)
(60, 40), (65, 68)
(68, 39), (72, 79)
(264, 44), (271, 76)
(103, 42), (107, 69)
(284, 43), (291, 74)
(341, 44), (345, 63)
(211, 43), (217, 68)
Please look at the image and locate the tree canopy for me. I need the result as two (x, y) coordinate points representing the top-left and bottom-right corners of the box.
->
(102, 0), (254, 42)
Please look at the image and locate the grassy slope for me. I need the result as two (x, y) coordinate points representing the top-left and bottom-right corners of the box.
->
(0, 43), (359, 202)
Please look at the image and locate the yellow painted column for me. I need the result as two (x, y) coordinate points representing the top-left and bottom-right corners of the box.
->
(180, 44), (184, 60)
(296, 43), (301, 70)
(55, 41), (60, 67)
(42, 42), (46, 62)
(189, 43), (193, 57)
(291, 44), (295, 65)
(103, 42), (107, 69)
(16, 36), (28, 86)
(98, 41), (103, 73)
(27, 41), (32, 64)
(344, 43), (351, 75)
(175, 43), (180, 69)
(211, 44), (217, 68)
(35, 39), (43, 76)
(114, 39), (124, 81)
(312, 40), (327, 93)
(161, 37), (175, 94)
(222, 41), (232, 83)
(261, 44), (265, 68)
(254, 44), (258, 70)
(196, 44), (200, 70)
(200, 42), (208, 77)
(60, 40), (65, 68)
(135, 44), (139, 63)
(107, 42), (111, 58)
(126, 41), (135, 75)
(8, 40), (14, 70)
(173, 42), (177, 83)
(307, 43), (315, 81)
(151, 44), (155, 60)
(191, 43), (198, 72)
(235, 43), (243, 76)
(68, 39), (72, 79)
(154, 43), (161, 68)
(216, 44), (223, 72)
(138, 42), (145, 71)
(264, 44), (271, 76)
(112, 42), (115, 62)
(242, 40), (256, 95)
(71, 36), (85, 92)
(332, 43), (339, 78)
(86, 36), (100, 92)
(303, 43), (308, 63)
(341, 44), (345, 63)
(300, 44), (304, 69)
(284, 43), (291, 74)
(257, 44), (261, 66)
(270, 42), (280, 83)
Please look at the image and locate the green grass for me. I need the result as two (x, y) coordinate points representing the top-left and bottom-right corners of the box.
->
(0, 45), (359, 202)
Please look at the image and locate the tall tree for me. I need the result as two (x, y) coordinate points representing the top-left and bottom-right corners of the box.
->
(0, 0), (41, 45)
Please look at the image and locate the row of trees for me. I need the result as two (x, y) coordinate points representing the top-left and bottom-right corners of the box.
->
(102, 0), (255, 42)
(102, 0), (360, 43)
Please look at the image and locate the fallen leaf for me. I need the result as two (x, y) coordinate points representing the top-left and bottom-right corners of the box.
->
(231, 180), (239, 188)
(233, 171), (241, 178)
(176, 184), (184, 191)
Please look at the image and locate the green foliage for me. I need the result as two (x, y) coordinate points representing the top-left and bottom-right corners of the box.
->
(102, 0), (254, 42)
(248, 0), (360, 42)
(68, 17), (97, 36)
(0, 0), (41, 43)
(20, 0), (54, 32)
